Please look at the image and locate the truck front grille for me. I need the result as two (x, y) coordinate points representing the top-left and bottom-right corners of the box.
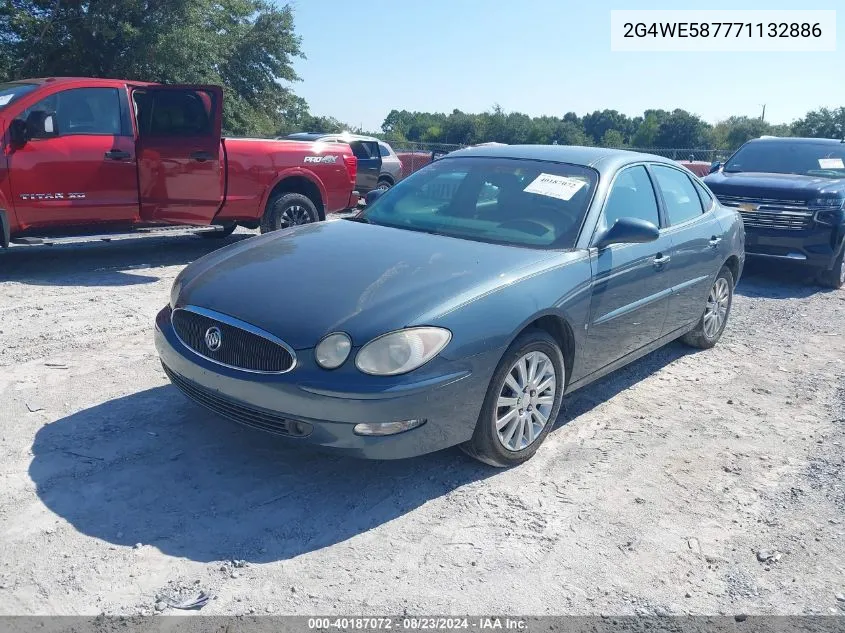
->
(171, 307), (295, 373)
(716, 195), (815, 231)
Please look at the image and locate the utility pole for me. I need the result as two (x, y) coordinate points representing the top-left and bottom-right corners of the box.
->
(760, 104), (766, 121)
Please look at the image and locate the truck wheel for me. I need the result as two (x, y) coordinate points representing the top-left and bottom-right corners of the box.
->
(680, 266), (734, 349)
(260, 192), (319, 234)
(376, 178), (392, 192)
(816, 248), (844, 290)
(199, 223), (237, 239)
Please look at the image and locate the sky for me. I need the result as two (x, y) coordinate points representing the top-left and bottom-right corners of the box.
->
(285, 0), (844, 132)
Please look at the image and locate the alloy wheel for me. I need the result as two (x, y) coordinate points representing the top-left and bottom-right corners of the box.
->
(495, 351), (556, 452)
(277, 204), (313, 229)
(703, 277), (730, 338)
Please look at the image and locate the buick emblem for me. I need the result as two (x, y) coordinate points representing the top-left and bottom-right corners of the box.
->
(204, 326), (222, 352)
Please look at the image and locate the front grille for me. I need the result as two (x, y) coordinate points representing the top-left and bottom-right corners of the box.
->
(171, 307), (295, 373)
(716, 195), (815, 231)
(163, 363), (312, 438)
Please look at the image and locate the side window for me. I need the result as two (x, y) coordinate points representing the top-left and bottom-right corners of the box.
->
(22, 88), (122, 136)
(599, 165), (660, 234)
(136, 89), (213, 137)
(378, 143), (391, 158)
(693, 179), (714, 210)
(350, 141), (372, 160)
(651, 165), (704, 225)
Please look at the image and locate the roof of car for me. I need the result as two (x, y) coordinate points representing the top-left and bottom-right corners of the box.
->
(286, 132), (383, 143)
(446, 144), (683, 172)
(746, 136), (845, 144)
(15, 77), (157, 87)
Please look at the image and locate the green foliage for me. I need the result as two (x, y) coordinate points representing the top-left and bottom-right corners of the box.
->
(791, 107), (845, 139)
(601, 129), (625, 147)
(0, 0), (310, 136)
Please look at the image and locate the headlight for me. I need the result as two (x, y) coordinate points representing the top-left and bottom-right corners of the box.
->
(355, 327), (451, 376)
(315, 332), (352, 369)
(810, 197), (844, 209)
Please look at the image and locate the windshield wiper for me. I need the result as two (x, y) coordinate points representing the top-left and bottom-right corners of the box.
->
(343, 216), (370, 224)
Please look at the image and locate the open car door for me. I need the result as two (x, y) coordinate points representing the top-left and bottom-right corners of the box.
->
(130, 84), (224, 225)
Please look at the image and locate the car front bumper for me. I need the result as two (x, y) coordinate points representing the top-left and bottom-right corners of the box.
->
(744, 224), (842, 269)
(154, 306), (491, 459)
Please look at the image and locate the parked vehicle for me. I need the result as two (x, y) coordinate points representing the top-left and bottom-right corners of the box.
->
(704, 136), (845, 289)
(283, 133), (398, 193)
(156, 145), (744, 467)
(0, 78), (358, 247)
(677, 160), (712, 177)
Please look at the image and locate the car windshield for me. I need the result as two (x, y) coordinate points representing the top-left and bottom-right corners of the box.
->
(360, 157), (597, 249)
(0, 82), (38, 110)
(724, 141), (845, 178)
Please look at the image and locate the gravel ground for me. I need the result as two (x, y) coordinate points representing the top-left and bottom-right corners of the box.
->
(0, 225), (843, 617)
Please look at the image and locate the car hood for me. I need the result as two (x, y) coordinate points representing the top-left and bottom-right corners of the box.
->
(174, 220), (564, 349)
(704, 171), (845, 201)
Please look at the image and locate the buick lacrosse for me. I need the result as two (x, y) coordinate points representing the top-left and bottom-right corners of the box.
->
(155, 145), (744, 466)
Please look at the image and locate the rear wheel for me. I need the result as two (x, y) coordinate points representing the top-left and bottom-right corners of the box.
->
(259, 192), (319, 234)
(376, 178), (392, 192)
(680, 266), (734, 349)
(461, 330), (565, 467)
(816, 248), (844, 290)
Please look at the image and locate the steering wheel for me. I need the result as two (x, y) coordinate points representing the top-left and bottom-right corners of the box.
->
(497, 218), (553, 237)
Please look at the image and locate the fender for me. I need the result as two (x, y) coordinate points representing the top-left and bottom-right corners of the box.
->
(258, 167), (328, 216)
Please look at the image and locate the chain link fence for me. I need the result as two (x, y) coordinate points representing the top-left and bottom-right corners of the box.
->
(371, 138), (732, 180)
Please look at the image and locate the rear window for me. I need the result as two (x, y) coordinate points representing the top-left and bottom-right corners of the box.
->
(361, 157), (597, 249)
(0, 82), (38, 109)
(724, 141), (845, 178)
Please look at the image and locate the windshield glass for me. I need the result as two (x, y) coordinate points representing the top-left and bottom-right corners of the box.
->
(724, 141), (845, 178)
(0, 82), (38, 110)
(360, 157), (597, 249)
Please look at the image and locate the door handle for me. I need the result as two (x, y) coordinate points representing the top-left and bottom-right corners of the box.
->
(653, 253), (671, 268)
(190, 150), (214, 162)
(104, 149), (131, 161)
(709, 236), (722, 248)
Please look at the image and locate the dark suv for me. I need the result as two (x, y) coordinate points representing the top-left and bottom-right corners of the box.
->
(704, 137), (845, 289)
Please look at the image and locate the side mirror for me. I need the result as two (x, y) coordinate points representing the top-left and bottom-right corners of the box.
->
(709, 161), (722, 174)
(365, 188), (386, 205)
(431, 149), (448, 162)
(25, 110), (59, 139)
(9, 118), (28, 145)
(595, 217), (659, 249)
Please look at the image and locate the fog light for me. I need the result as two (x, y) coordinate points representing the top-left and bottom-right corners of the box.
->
(353, 419), (426, 436)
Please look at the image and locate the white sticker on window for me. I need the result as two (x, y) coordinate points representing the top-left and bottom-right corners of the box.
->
(818, 158), (844, 169)
(523, 173), (587, 201)
(0, 94), (13, 106)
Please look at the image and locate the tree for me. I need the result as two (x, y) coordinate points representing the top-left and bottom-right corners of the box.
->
(654, 109), (711, 148)
(791, 107), (845, 139)
(1, 0), (305, 136)
(601, 129), (625, 147)
(582, 109), (631, 145)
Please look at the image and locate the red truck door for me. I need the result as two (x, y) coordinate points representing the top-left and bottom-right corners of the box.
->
(7, 85), (139, 229)
(131, 85), (224, 225)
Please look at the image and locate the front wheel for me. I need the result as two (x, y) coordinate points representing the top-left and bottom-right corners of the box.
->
(680, 266), (734, 349)
(376, 179), (392, 192)
(461, 330), (565, 467)
(817, 248), (844, 290)
(260, 192), (319, 234)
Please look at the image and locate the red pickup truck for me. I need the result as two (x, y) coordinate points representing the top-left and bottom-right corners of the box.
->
(0, 77), (359, 247)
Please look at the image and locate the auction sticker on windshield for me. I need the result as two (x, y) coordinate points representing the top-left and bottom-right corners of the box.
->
(523, 174), (587, 201)
(818, 158), (844, 169)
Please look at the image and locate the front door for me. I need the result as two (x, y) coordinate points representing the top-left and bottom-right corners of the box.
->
(649, 164), (725, 333)
(132, 85), (224, 225)
(582, 164), (674, 377)
(8, 86), (139, 230)
(350, 140), (382, 194)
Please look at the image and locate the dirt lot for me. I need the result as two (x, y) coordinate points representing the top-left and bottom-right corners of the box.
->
(0, 225), (843, 617)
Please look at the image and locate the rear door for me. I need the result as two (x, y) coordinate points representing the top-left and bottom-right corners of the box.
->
(8, 85), (139, 229)
(349, 140), (382, 194)
(649, 164), (725, 333)
(131, 85), (224, 225)
(581, 164), (674, 377)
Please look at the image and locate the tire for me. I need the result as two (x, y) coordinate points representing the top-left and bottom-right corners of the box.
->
(199, 223), (237, 239)
(259, 192), (319, 234)
(461, 330), (565, 468)
(680, 265), (734, 350)
(816, 248), (844, 290)
(376, 179), (392, 192)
